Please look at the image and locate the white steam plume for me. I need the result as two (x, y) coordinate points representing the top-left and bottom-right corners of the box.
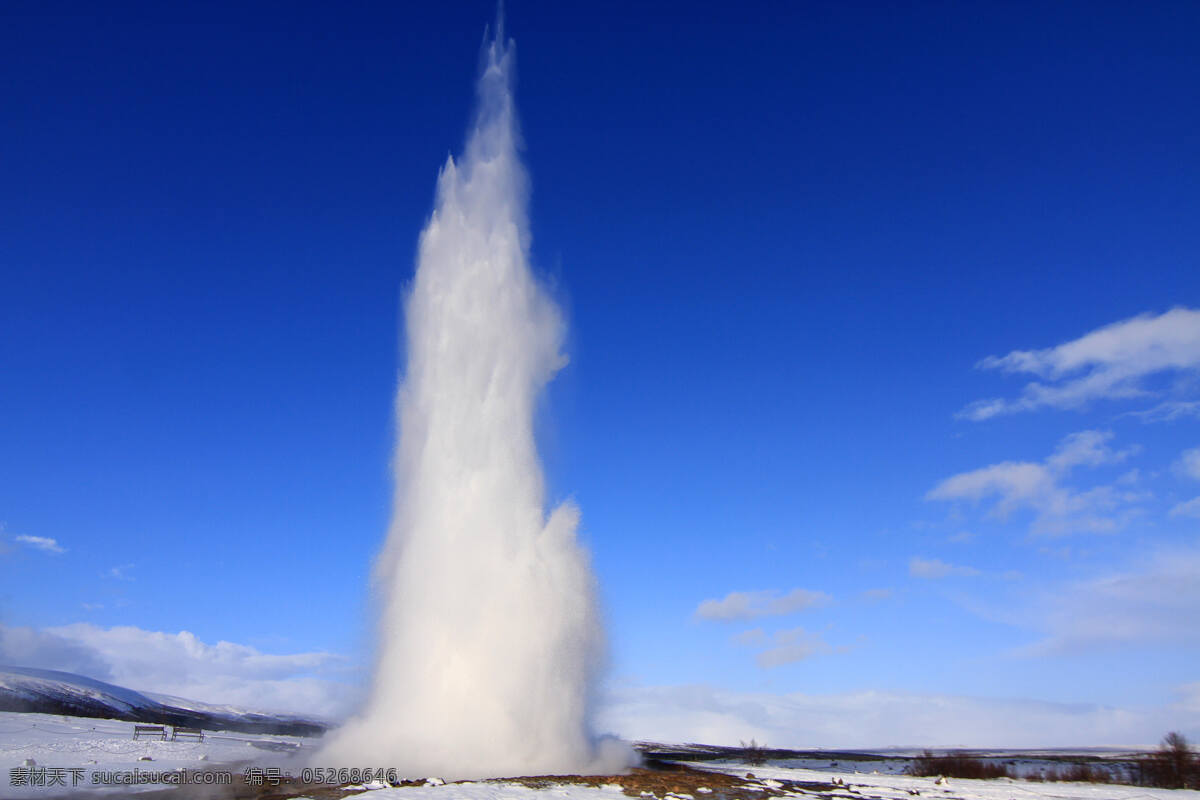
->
(317, 32), (632, 778)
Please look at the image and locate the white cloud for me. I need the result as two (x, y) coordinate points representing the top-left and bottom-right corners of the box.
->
(0, 623), (357, 719)
(755, 627), (831, 668)
(0, 625), (114, 679)
(732, 628), (766, 647)
(908, 557), (980, 579)
(861, 588), (894, 602)
(1047, 430), (1137, 471)
(1017, 548), (1200, 656)
(726, 625), (845, 671)
(926, 430), (1141, 535)
(1163, 448), (1200, 516)
(104, 564), (135, 581)
(14, 535), (65, 554)
(1176, 447), (1200, 481)
(960, 307), (1200, 420)
(1126, 400), (1200, 423)
(1170, 497), (1200, 518)
(596, 683), (1197, 749)
(1116, 468), (1141, 485)
(694, 588), (830, 622)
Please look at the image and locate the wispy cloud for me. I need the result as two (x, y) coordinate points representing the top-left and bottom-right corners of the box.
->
(1125, 400), (1200, 423)
(104, 564), (135, 581)
(1169, 447), (1200, 517)
(755, 627), (832, 668)
(596, 682), (1199, 749)
(15, 535), (65, 554)
(694, 588), (830, 622)
(730, 626), (838, 667)
(926, 430), (1142, 535)
(732, 628), (766, 647)
(1017, 548), (1200, 656)
(1176, 447), (1200, 481)
(1047, 429), (1138, 471)
(960, 307), (1200, 420)
(908, 556), (980, 579)
(0, 623), (357, 719)
(1169, 497), (1200, 518)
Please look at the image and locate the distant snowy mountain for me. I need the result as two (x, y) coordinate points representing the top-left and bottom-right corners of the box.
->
(0, 665), (326, 737)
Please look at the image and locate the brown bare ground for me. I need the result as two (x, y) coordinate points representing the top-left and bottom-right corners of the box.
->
(98, 760), (850, 800)
(502, 762), (781, 797)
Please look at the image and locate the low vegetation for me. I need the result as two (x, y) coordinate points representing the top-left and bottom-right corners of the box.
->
(1026, 763), (1111, 783)
(906, 732), (1198, 789)
(904, 752), (1013, 779)
(1135, 731), (1200, 790)
(739, 739), (768, 767)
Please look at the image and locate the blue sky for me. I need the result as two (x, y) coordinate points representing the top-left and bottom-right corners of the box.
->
(2, 1), (1199, 746)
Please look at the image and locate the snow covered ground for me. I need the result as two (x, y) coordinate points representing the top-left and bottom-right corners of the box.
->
(693, 760), (1200, 800)
(307, 768), (1200, 800)
(3, 709), (1199, 799)
(0, 710), (309, 796)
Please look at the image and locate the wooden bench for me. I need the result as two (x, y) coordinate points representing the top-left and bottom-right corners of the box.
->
(132, 725), (167, 741)
(171, 726), (204, 742)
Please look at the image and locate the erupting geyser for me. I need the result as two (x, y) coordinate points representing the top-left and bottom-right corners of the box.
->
(318, 30), (631, 778)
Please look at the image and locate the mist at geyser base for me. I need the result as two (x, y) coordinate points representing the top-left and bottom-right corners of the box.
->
(316, 32), (634, 779)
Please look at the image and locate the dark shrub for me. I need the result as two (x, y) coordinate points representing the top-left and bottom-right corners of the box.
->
(739, 739), (767, 767)
(905, 751), (1013, 779)
(1059, 763), (1106, 783)
(1138, 732), (1199, 789)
